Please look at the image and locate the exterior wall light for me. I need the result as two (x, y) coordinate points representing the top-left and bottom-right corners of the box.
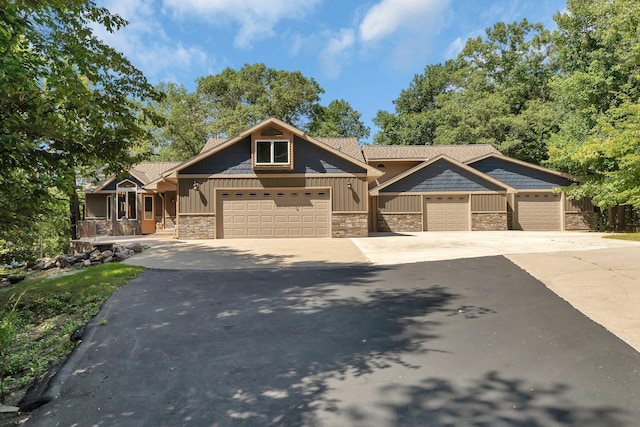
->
(347, 182), (352, 189)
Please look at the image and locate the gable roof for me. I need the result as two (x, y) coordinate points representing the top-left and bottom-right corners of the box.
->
(200, 137), (228, 154)
(362, 144), (501, 163)
(315, 137), (365, 163)
(164, 118), (381, 178)
(370, 154), (513, 195)
(466, 153), (574, 180)
(87, 162), (181, 192)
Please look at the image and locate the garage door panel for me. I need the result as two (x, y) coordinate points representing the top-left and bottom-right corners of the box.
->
(515, 193), (561, 231)
(221, 189), (331, 238)
(424, 195), (469, 231)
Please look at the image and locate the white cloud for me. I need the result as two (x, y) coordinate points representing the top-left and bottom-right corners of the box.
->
(359, 0), (451, 43)
(92, 0), (207, 81)
(319, 29), (355, 78)
(162, 0), (321, 49)
(445, 36), (465, 59)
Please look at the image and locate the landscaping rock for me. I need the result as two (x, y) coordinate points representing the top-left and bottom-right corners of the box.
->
(89, 249), (102, 262)
(102, 256), (113, 264)
(83, 260), (91, 267)
(34, 257), (56, 270)
(114, 252), (129, 262)
(55, 254), (69, 268)
(101, 250), (113, 259)
(126, 242), (144, 253)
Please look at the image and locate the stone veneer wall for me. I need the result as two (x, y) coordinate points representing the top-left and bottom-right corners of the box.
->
(332, 213), (368, 238)
(178, 214), (216, 239)
(377, 213), (422, 233)
(565, 212), (595, 231)
(471, 213), (508, 231)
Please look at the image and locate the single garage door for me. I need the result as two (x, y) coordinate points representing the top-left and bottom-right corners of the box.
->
(515, 192), (561, 231)
(220, 189), (331, 238)
(424, 195), (469, 231)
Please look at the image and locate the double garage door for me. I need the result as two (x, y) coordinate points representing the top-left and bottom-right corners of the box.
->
(424, 195), (469, 231)
(220, 189), (330, 238)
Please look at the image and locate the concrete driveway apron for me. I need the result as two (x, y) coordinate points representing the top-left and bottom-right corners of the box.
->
(122, 237), (370, 270)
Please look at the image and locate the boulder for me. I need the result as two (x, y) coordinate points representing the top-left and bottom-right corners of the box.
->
(89, 249), (102, 262)
(55, 255), (69, 268)
(83, 260), (91, 267)
(126, 242), (144, 253)
(114, 252), (129, 262)
(101, 250), (113, 259)
(102, 256), (113, 264)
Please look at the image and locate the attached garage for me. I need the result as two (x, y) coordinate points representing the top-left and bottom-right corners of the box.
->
(514, 192), (561, 231)
(218, 189), (331, 238)
(424, 195), (470, 231)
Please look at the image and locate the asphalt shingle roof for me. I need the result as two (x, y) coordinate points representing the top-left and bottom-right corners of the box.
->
(362, 144), (501, 163)
(130, 162), (182, 184)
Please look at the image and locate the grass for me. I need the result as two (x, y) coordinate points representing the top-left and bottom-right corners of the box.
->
(602, 233), (640, 242)
(0, 263), (144, 404)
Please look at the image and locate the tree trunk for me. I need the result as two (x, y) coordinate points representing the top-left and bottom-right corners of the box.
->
(608, 207), (615, 231)
(68, 174), (81, 241)
(617, 205), (627, 232)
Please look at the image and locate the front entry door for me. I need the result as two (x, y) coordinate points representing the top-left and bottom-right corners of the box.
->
(141, 195), (155, 234)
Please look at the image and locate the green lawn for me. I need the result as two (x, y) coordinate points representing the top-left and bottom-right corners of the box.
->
(602, 233), (640, 242)
(0, 263), (144, 403)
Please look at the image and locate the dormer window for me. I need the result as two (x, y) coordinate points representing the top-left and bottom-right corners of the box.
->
(255, 140), (290, 165)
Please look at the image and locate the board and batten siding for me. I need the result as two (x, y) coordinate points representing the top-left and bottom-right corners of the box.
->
(179, 176), (367, 214)
(471, 194), (507, 212)
(85, 193), (108, 218)
(377, 194), (421, 213)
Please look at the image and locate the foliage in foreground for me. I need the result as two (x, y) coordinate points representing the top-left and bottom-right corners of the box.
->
(1, 0), (162, 240)
(0, 264), (144, 401)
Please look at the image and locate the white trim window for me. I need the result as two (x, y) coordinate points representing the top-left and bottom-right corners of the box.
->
(116, 180), (137, 220)
(255, 140), (290, 165)
(106, 195), (112, 220)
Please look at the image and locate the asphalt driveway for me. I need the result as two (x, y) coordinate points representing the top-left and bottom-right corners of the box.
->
(26, 257), (640, 426)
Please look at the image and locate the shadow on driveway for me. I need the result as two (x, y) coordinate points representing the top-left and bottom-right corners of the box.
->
(26, 257), (640, 426)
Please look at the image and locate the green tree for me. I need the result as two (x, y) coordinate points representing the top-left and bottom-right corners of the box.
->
(374, 20), (558, 164)
(196, 64), (323, 137)
(549, 102), (640, 209)
(1, 1), (161, 240)
(147, 83), (210, 160)
(547, 0), (640, 215)
(308, 99), (370, 140)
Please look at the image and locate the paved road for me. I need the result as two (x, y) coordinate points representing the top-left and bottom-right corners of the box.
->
(26, 257), (640, 426)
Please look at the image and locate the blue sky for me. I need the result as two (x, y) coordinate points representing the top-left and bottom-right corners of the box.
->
(95, 0), (567, 142)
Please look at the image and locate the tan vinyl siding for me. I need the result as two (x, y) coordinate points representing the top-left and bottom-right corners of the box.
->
(565, 197), (593, 212)
(471, 194), (507, 212)
(85, 193), (108, 218)
(179, 176), (367, 213)
(378, 194), (421, 213)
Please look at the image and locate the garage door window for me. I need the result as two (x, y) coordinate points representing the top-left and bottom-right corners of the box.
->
(256, 140), (290, 165)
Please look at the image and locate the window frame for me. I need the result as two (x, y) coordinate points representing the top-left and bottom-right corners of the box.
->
(254, 139), (290, 166)
(116, 180), (138, 220)
(106, 195), (112, 220)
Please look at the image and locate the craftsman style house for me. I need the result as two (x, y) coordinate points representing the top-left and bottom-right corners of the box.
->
(80, 118), (594, 239)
